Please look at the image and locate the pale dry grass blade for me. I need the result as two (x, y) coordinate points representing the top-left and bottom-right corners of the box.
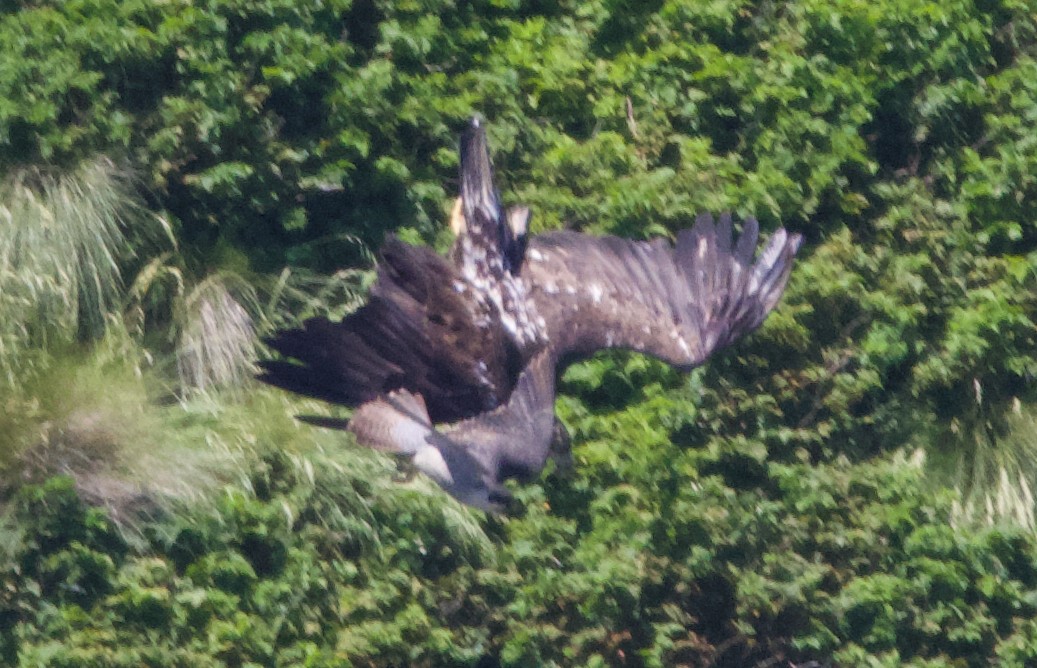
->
(949, 403), (1037, 532)
(175, 273), (261, 394)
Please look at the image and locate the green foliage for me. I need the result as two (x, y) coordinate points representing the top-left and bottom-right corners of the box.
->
(2, 0), (1037, 664)
(6, 450), (1037, 665)
(1, 448), (497, 666)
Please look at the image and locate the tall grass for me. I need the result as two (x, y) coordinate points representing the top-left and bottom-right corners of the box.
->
(0, 157), (170, 383)
(0, 156), (390, 525)
(948, 402), (1037, 531)
(175, 273), (261, 395)
(0, 157), (254, 520)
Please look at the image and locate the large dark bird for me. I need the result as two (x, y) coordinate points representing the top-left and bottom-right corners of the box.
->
(259, 118), (802, 511)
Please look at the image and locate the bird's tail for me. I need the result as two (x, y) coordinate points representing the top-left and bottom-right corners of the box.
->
(459, 117), (527, 274)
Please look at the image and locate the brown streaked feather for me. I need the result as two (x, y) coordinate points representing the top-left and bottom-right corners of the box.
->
(378, 238), (519, 412)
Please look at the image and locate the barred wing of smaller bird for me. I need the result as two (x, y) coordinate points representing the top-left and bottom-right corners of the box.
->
(346, 349), (558, 511)
(523, 213), (802, 368)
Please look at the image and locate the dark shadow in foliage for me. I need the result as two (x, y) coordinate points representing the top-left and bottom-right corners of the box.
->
(698, 449), (771, 492)
(249, 450), (298, 501)
(240, 529), (289, 577)
(6, 119), (38, 164)
(268, 70), (335, 142)
(669, 415), (709, 451)
(695, 87), (744, 156)
(168, 525), (209, 573)
(560, 352), (682, 413)
(560, 367), (638, 411)
(592, 0), (664, 57)
(865, 86), (923, 178)
(343, 0), (384, 56)
(686, 574), (741, 664)
(12, 476), (126, 568)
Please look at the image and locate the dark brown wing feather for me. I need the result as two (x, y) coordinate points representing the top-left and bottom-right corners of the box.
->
(258, 237), (519, 423)
(523, 214), (801, 368)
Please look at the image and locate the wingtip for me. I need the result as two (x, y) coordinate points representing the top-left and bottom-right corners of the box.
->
(462, 116), (489, 156)
(767, 227), (804, 261)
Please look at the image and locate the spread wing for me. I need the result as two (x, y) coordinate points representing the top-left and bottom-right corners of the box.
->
(523, 213), (801, 368)
(257, 237), (519, 423)
(452, 117), (524, 279)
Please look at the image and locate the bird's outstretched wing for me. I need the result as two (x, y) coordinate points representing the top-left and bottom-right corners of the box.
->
(454, 117), (524, 278)
(257, 236), (519, 423)
(522, 213), (801, 368)
(451, 117), (542, 349)
(343, 349), (558, 512)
